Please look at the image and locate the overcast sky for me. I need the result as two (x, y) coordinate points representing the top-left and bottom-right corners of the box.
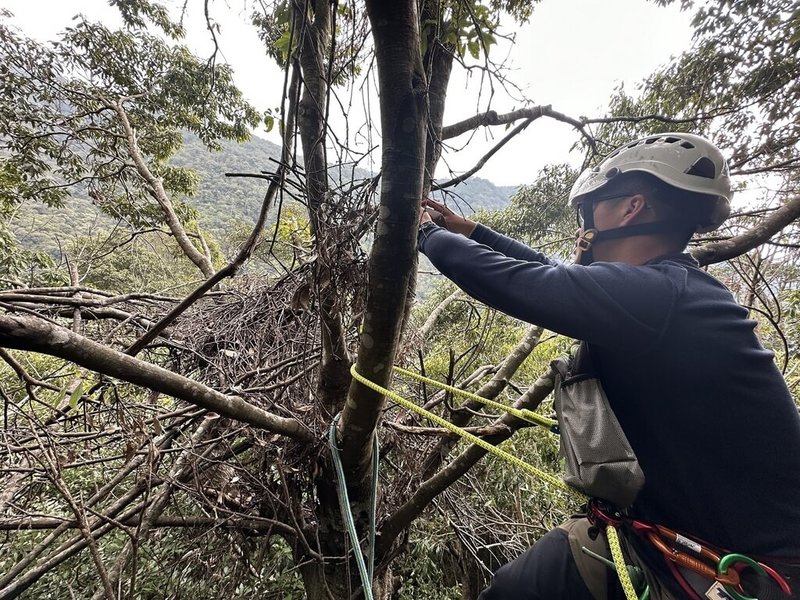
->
(2, 0), (695, 186)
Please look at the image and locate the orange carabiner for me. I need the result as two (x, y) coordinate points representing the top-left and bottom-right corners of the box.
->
(644, 530), (740, 587)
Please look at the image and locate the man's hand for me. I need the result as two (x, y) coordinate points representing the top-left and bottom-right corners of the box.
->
(422, 199), (478, 236)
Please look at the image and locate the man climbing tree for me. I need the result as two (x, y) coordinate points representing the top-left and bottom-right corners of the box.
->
(2, 0), (800, 597)
(419, 132), (800, 600)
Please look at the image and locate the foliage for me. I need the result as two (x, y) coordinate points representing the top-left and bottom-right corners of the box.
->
(595, 0), (800, 178)
(7, 129), (514, 266)
(109, 0), (185, 39)
(0, 219), (63, 287)
(75, 230), (205, 295)
(0, 13), (260, 226)
(478, 163), (579, 258)
(251, 1), (369, 86)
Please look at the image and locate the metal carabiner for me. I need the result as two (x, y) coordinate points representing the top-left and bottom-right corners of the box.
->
(721, 554), (793, 599)
(629, 519), (739, 587)
(758, 562), (793, 596)
(717, 553), (767, 600)
(629, 519), (793, 600)
(587, 498), (624, 528)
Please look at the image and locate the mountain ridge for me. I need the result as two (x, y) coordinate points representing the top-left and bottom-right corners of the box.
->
(170, 132), (517, 234)
(11, 132), (518, 255)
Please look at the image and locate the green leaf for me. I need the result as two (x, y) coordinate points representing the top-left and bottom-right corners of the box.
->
(68, 381), (85, 410)
(275, 29), (292, 62)
(53, 385), (68, 407)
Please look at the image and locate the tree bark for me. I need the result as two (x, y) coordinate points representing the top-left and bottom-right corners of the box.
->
(293, 0), (352, 412)
(313, 1), (427, 595)
(339, 0), (427, 490)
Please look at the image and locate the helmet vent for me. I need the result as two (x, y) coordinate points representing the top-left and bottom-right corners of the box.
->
(680, 141), (695, 149)
(685, 156), (716, 179)
(664, 136), (681, 144)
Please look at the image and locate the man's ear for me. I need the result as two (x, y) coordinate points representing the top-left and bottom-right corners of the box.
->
(621, 194), (649, 224)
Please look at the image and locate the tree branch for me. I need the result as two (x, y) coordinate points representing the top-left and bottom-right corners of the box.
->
(420, 326), (544, 479)
(433, 118), (535, 190)
(0, 315), (313, 442)
(419, 290), (461, 341)
(124, 169), (284, 356)
(340, 0), (427, 484)
(0, 515), (297, 535)
(693, 194), (800, 266)
(95, 418), (216, 599)
(441, 105), (586, 141)
(113, 99), (215, 278)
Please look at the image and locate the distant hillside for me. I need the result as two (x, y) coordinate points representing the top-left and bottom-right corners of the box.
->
(168, 132), (281, 235)
(170, 132), (517, 234)
(11, 132), (518, 255)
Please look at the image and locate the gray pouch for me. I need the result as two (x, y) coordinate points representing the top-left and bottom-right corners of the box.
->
(551, 343), (644, 508)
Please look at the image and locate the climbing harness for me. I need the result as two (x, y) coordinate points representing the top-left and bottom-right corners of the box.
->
(338, 364), (789, 600)
(589, 498), (793, 600)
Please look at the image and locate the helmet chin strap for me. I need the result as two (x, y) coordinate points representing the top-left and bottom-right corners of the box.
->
(576, 201), (686, 265)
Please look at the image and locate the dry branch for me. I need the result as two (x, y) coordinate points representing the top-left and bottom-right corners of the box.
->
(441, 105), (588, 143)
(0, 515), (297, 534)
(0, 314), (313, 441)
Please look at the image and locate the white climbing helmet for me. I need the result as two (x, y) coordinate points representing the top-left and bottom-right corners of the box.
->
(568, 133), (732, 232)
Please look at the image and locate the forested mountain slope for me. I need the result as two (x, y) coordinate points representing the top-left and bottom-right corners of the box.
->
(11, 132), (516, 255)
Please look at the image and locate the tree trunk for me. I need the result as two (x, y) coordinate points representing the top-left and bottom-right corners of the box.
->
(293, 0), (353, 413)
(339, 0), (427, 496)
(420, 0), (455, 195)
(326, 0), (428, 593)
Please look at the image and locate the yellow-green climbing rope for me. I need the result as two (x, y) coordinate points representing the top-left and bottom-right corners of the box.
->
(392, 366), (559, 431)
(350, 364), (642, 600)
(607, 524), (640, 600)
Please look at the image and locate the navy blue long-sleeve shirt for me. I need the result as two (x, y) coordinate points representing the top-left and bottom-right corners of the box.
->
(419, 223), (800, 558)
